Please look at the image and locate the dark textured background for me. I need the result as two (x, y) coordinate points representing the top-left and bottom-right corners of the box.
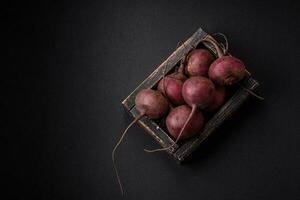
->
(4, 0), (300, 199)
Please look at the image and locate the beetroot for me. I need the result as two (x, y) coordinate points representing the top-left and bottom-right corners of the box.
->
(112, 89), (169, 195)
(209, 56), (245, 85)
(204, 36), (246, 85)
(206, 86), (226, 112)
(185, 49), (214, 77)
(157, 69), (187, 105)
(166, 105), (204, 140)
(205, 35), (264, 100)
(182, 76), (215, 109)
(135, 89), (169, 118)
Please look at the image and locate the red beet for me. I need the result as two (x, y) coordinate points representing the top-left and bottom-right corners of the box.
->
(205, 35), (264, 100)
(182, 76), (215, 109)
(185, 49), (214, 77)
(157, 70), (187, 105)
(206, 86), (226, 112)
(135, 89), (169, 118)
(112, 89), (169, 195)
(204, 35), (246, 85)
(166, 105), (204, 140)
(209, 56), (245, 85)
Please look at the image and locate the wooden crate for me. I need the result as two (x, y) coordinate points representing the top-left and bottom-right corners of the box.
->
(122, 27), (260, 163)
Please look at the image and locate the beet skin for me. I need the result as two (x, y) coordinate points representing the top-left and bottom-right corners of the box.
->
(209, 56), (245, 85)
(206, 86), (226, 112)
(182, 76), (215, 109)
(135, 89), (169, 119)
(186, 49), (214, 77)
(166, 105), (204, 140)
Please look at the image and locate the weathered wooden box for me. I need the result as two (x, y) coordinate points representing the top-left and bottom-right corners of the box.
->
(122, 27), (260, 163)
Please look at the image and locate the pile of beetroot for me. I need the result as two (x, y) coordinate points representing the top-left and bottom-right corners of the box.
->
(112, 34), (261, 194)
(151, 35), (246, 143)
